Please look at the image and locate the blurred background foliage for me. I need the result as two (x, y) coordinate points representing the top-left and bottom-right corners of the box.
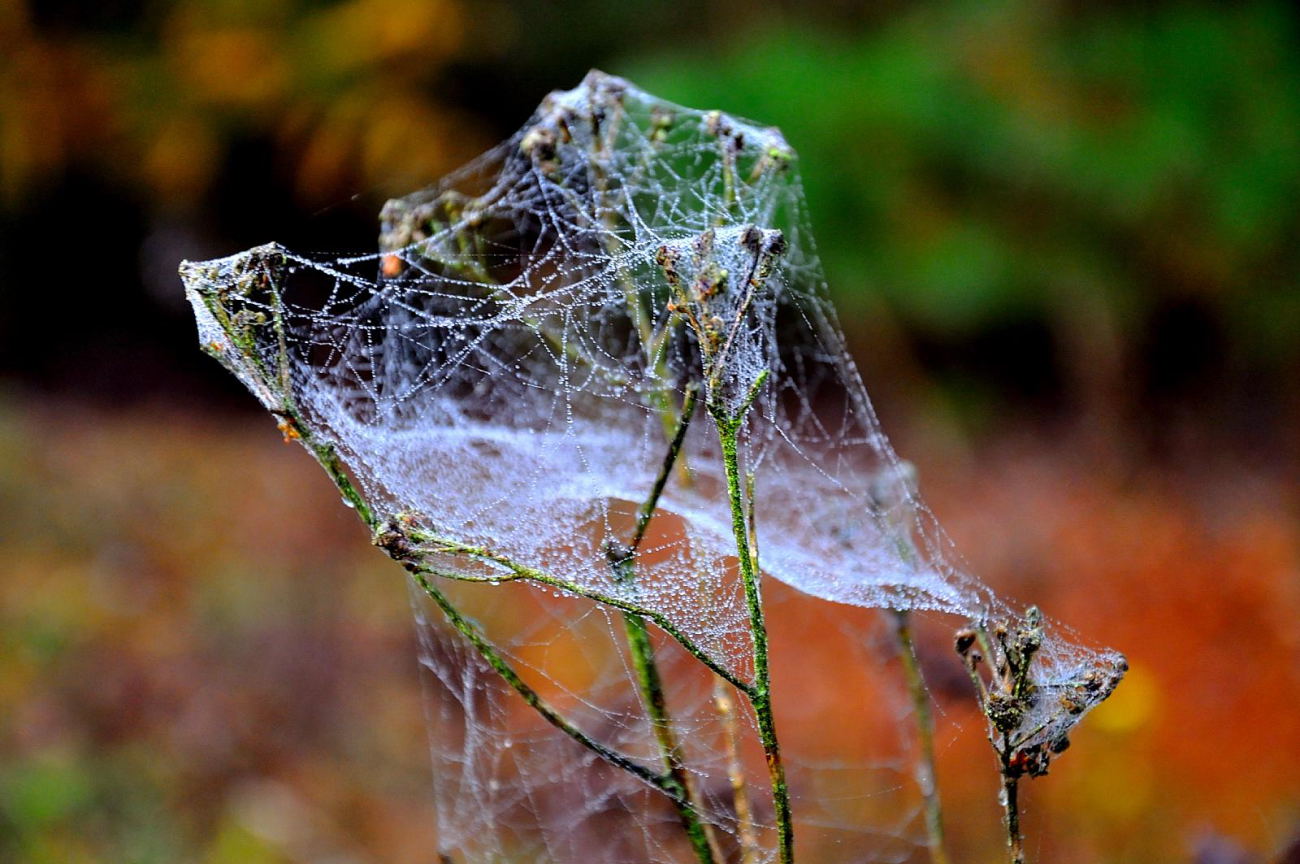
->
(626, 2), (1300, 442)
(1, 0), (1297, 862)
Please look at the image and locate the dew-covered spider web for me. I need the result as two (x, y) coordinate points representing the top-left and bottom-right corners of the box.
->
(182, 71), (1125, 863)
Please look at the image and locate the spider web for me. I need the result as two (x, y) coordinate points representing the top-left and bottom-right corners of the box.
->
(182, 71), (1125, 863)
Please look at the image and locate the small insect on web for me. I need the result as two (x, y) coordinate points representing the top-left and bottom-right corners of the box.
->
(181, 70), (1125, 864)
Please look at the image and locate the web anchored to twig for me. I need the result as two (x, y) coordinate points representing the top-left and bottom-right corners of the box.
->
(182, 70), (1125, 864)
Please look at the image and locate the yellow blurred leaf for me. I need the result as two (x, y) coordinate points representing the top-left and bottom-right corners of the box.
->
(144, 116), (220, 204)
(1089, 661), (1160, 735)
(170, 25), (290, 108)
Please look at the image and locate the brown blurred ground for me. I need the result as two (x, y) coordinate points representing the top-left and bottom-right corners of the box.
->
(3, 400), (1295, 862)
(2, 0), (1299, 861)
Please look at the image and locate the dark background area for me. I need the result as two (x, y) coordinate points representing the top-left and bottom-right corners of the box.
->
(2, 1), (1297, 862)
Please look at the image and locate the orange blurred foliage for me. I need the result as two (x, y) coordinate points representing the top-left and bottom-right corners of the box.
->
(0, 0), (484, 211)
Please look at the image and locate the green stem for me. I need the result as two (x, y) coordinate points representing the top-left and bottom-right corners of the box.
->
(408, 569), (676, 796)
(611, 383), (717, 864)
(407, 540), (748, 692)
(709, 371), (793, 864)
(621, 612), (716, 863)
(312, 440), (374, 527)
(586, 112), (692, 478)
(630, 385), (698, 552)
(893, 610), (950, 864)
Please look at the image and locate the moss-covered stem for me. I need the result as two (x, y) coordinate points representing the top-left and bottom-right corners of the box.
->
(709, 370), (793, 864)
(892, 610), (951, 864)
(727, 472), (760, 864)
(311, 440), (374, 527)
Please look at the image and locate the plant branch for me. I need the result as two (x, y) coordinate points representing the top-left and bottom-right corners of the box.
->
(408, 569), (677, 797)
(709, 370), (793, 864)
(955, 611), (1069, 864)
(1001, 740), (1025, 864)
(630, 384), (698, 554)
(396, 535), (749, 693)
(608, 383), (718, 864)
(715, 679), (759, 864)
(873, 478), (950, 864)
(893, 610), (951, 864)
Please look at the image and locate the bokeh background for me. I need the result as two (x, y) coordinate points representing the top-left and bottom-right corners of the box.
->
(2, 0), (1298, 861)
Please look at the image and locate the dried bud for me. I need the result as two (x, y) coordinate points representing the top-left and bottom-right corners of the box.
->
(1016, 627), (1042, 657)
(520, 126), (559, 174)
(1059, 690), (1086, 715)
(955, 628), (977, 656)
(374, 521), (413, 561)
(650, 105), (674, 141)
(985, 690), (1025, 733)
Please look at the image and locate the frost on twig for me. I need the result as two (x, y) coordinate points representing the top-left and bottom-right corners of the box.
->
(182, 70), (1124, 863)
